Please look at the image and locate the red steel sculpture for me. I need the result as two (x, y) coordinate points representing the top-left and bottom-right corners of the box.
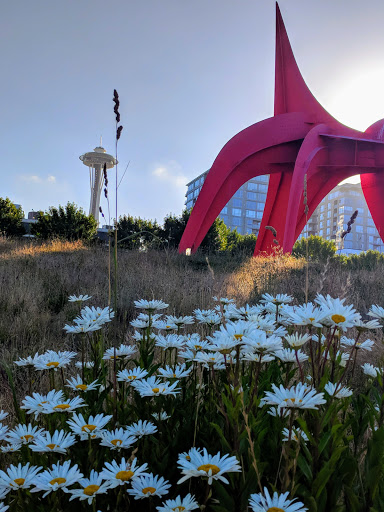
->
(179, 3), (384, 256)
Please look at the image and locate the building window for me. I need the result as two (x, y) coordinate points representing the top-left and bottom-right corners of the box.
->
(232, 208), (242, 217)
(256, 211), (263, 219)
(221, 207), (228, 214)
(233, 198), (242, 208)
(321, 205), (325, 212)
(246, 200), (256, 210)
(367, 227), (376, 234)
(234, 189), (243, 198)
(193, 188), (200, 198)
(355, 225), (363, 233)
(257, 202), (265, 211)
(248, 182), (257, 191)
(247, 192), (257, 200)
(232, 217), (242, 226)
(246, 210), (256, 218)
(258, 184), (268, 193)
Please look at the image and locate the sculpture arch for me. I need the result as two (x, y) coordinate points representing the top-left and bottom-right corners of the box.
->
(179, 3), (384, 256)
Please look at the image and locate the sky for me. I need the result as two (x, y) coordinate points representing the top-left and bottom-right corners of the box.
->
(2, 0), (384, 225)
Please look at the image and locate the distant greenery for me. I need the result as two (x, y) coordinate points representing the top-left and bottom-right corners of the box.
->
(292, 235), (337, 262)
(31, 202), (97, 241)
(0, 197), (25, 237)
(117, 209), (257, 255)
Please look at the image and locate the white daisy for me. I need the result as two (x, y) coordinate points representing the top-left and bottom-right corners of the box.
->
(263, 383), (326, 410)
(66, 375), (100, 392)
(242, 332), (283, 354)
(20, 390), (65, 417)
(0, 503), (8, 512)
(99, 428), (137, 450)
(165, 315), (195, 328)
(31, 460), (83, 497)
(100, 457), (148, 488)
(103, 344), (137, 360)
(152, 411), (171, 421)
(340, 337), (375, 352)
(249, 487), (307, 512)
(6, 424), (44, 445)
(354, 318), (382, 331)
(68, 294), (92, 302)
(241, 353), (275, 363)
(156, 493), (199, 512)
(288, 302), (326, 327)
(75, 361), (95, 369)
(193, 352), (226, 367)
(34, 350), (76, 371)
(117, 367), (148, 383)
(324, 382), (353, 399)
(127, 473), (171, 500)
(68, 470), (111, 505)
(282, 427), (309, 443)
(368, 304), (384, 322)
(48, 396), (86, 413)
(0, 463), (41, 492)
(362, 363), (382, 378)
(158, 364), (192, 379)
(260, 293), (293, 305)
(132, 376), (180, 397)
(30, 430), (76, 454)
(14, 353), (42, 367)
(80, 305), (114, 325)
(0, 424), (8, 441)
(275, 349), (309, 363)
(155, 334), (185, 350)
(184, 338), (211, 352)
(126, 420), (157, 439)
(177, 448), (241, 485)
(134, 299), (169, 312)
(67, 413), (112, 440)
(285, 333), (311, 349)
(0, 443), (22, 453)
(0, 411), (8, 422)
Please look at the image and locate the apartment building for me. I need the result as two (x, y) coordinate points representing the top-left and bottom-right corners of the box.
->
(302, 182), (384, 254)
(185, 172), (269, 235)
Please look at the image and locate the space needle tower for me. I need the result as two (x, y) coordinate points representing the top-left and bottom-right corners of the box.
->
(79, 139), (116, 224)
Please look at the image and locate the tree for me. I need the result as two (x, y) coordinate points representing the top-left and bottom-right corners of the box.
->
(292, 235), (337, 262)
(31, 202), (97, 241)
(160, 209), (230, 252)
(117, 215), (161, 249)
(0, 197), (25, 237)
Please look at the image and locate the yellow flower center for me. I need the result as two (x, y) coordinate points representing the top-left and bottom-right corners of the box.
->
(54, 404), (70, 410)
(220, 348), (232, 355)
(173, 373), (177, 378)
(267, 508), (285, 512)
(116, 470), (134, 481)
(197, 463), (220, 475)
(110, 356), (119, 359)
(76, 384), (87, 391)
(14, 478), (25, 486)
(142, 486), (156, 495)
(47, 361), (59, 368)
(83, 484), (100, 496)
(331, 314), (346, 324)
(111, 439), (122, 446)
(128, 375), (137, 380)
(234, 334), (243, 340)
(152, 388), (160, 394)
(309, 317), (315, 322)
(21, 434), (34, 442)
(81, 424), (97, 432)
(49, 477), (66, 486)
(173, 507), (186, 511)
(194, 345), (202, 350)
(186, 455), (191, 460)
(46, 444), (57, 450)
(166, 325), (172, 329)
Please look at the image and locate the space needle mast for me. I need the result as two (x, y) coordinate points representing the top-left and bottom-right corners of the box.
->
(79, 138), (116, 224)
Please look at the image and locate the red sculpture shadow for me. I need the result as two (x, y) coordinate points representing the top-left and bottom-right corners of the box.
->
(179, 3), (384, 256)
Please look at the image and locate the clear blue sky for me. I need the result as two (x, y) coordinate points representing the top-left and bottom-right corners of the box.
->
(2, 0), (384, 224)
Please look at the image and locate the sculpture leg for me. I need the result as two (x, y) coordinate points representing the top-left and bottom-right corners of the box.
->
(361, 173), (384, 244)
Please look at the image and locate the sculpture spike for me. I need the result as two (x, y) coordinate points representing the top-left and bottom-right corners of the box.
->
(274, 3), (334, 124)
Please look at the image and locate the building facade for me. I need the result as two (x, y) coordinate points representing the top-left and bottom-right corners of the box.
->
(300, 182), (384, 254)
(185, 175), (384, 253)
(185, 172), (269, 235)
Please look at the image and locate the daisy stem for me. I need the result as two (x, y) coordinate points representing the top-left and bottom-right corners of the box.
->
(336, 332), (361, 388)
(295, 350), (304, 383)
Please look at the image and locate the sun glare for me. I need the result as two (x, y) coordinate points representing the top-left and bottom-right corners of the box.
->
(325, 67), (384, 132)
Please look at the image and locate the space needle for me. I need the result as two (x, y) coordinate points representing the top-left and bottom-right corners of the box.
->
(79, 139), (116, 224)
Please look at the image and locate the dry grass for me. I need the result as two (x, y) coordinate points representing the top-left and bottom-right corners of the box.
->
(0, 237), (384, 408)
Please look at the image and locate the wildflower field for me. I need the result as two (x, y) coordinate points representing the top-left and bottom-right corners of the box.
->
(1, 239), (384, 511)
